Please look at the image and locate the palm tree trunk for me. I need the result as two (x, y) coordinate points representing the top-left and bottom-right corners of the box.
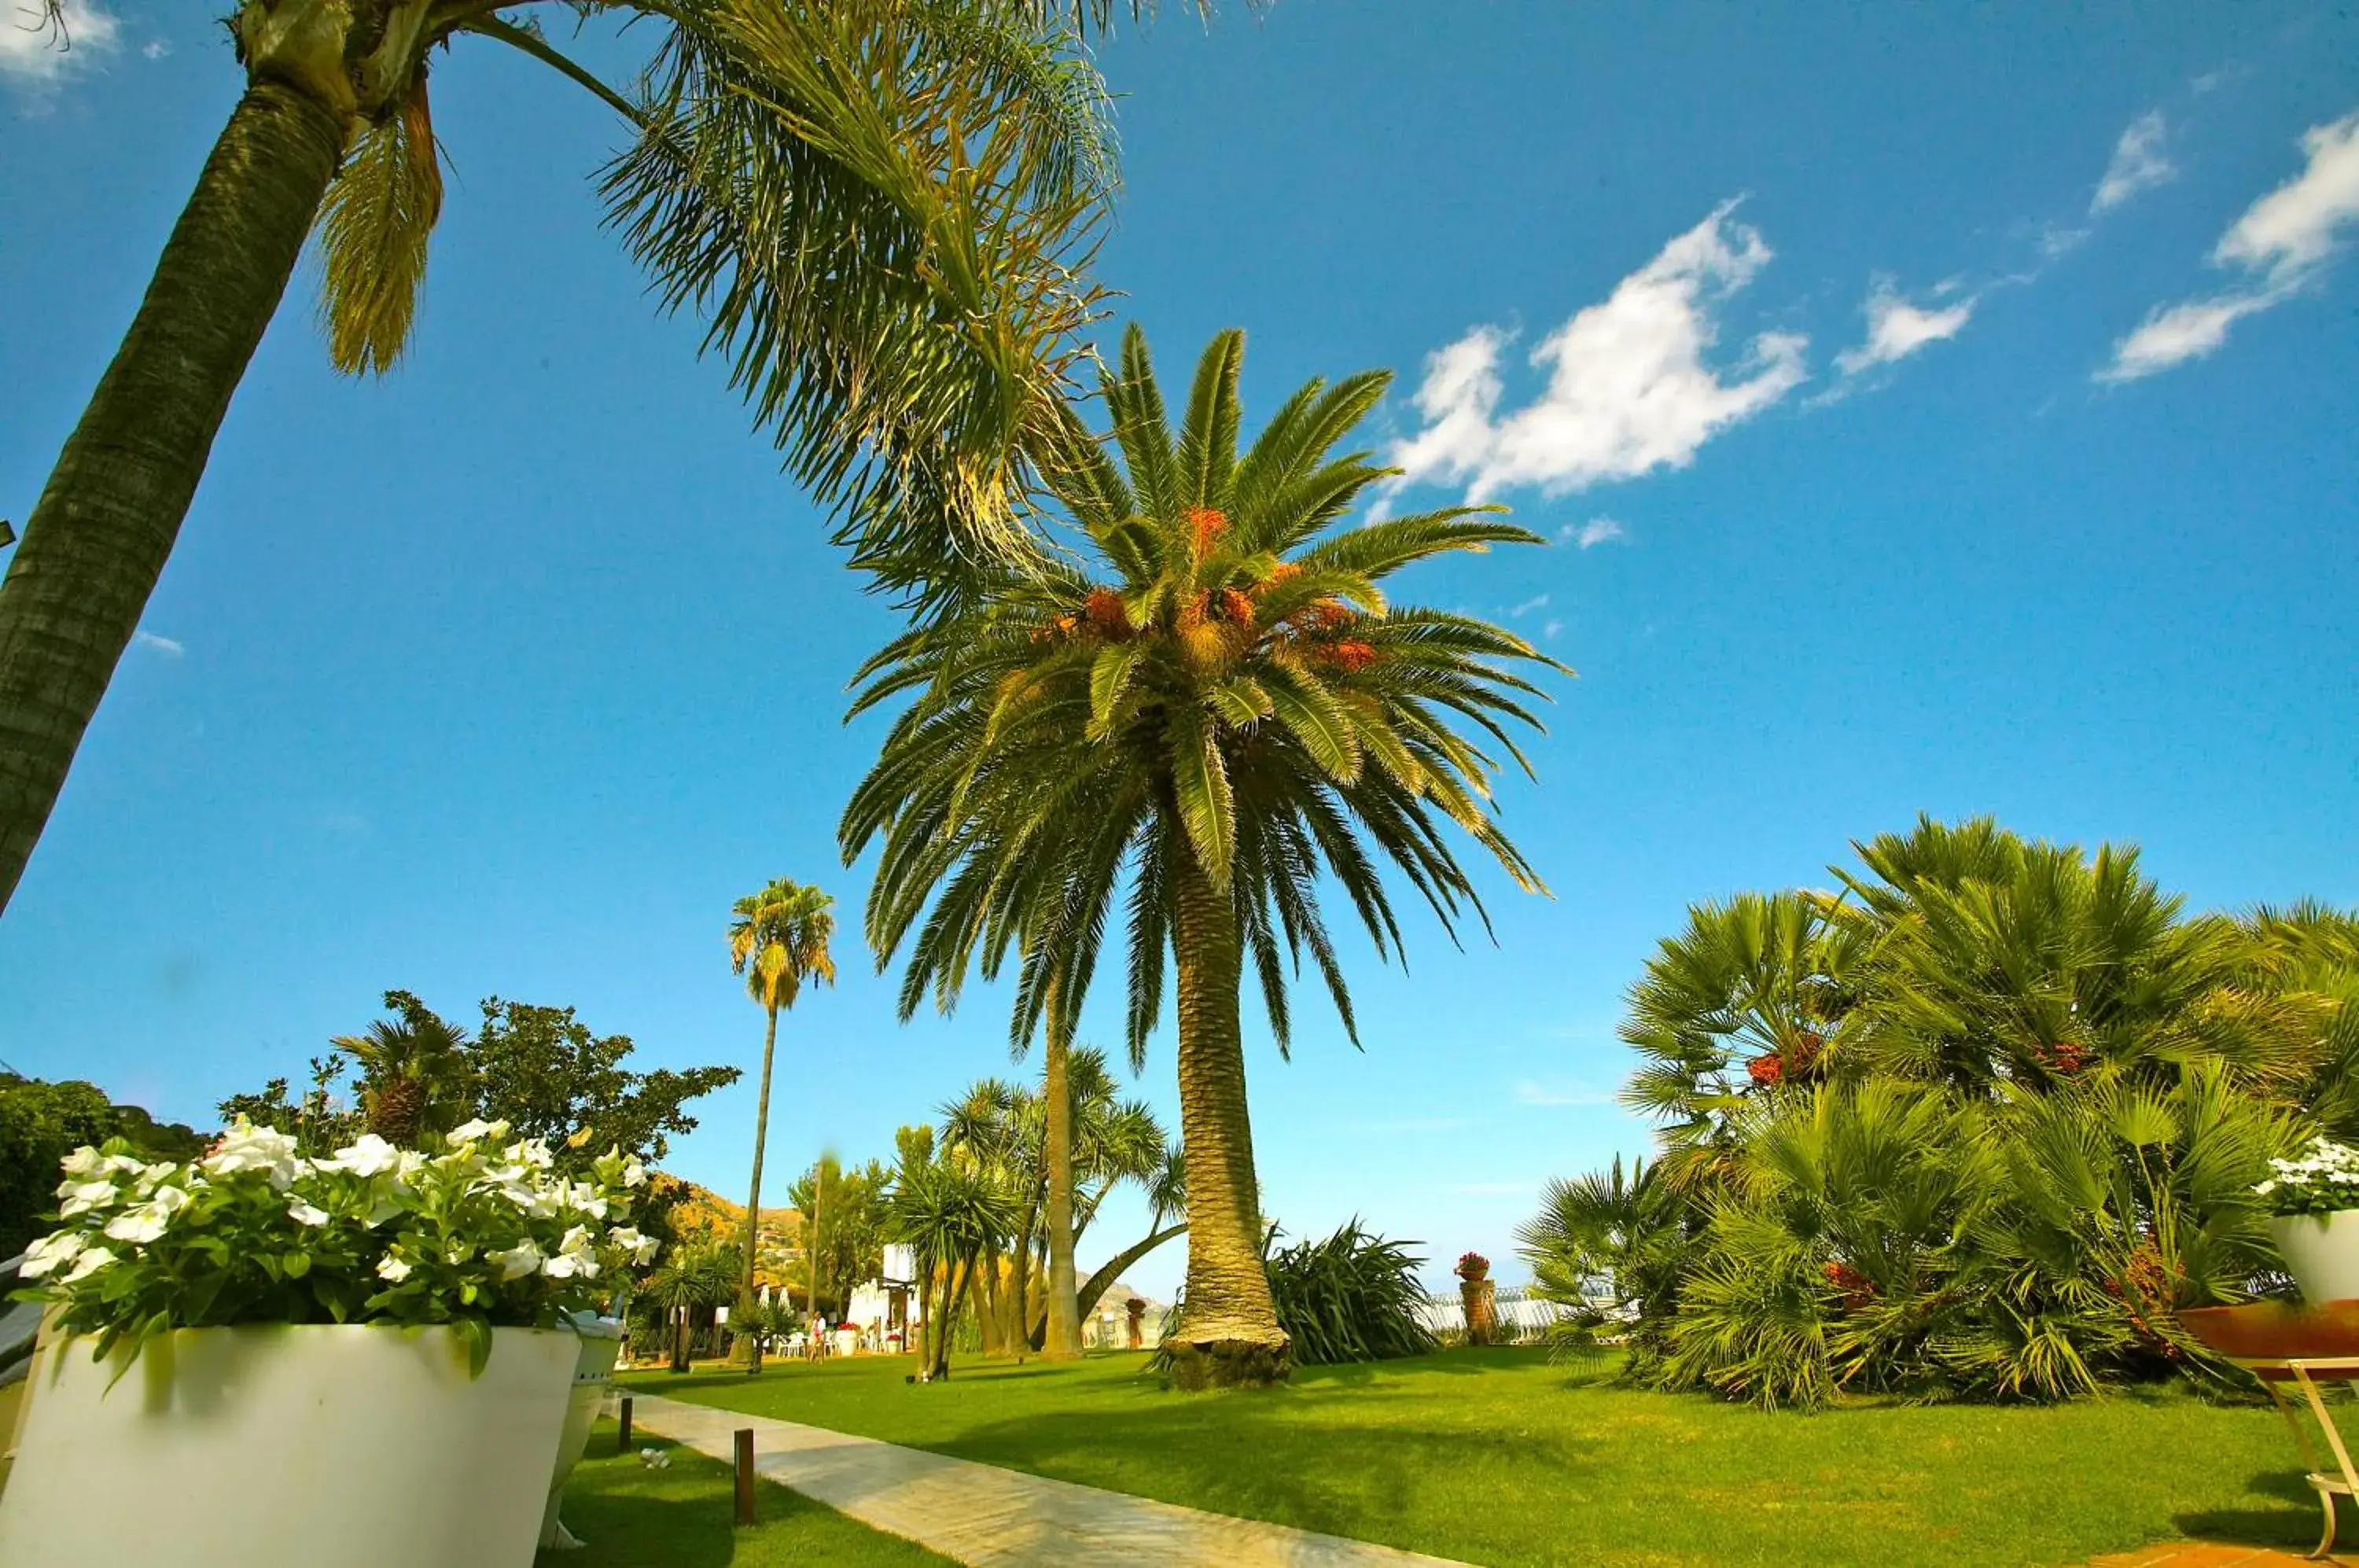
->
(1042, 1005), (1084, 1360)
(1168, 850), (1289, 1387)
(733, 1002), (780, 1371)
(1074, 1222), (1187, 1325)
(0, 76), (351, 916)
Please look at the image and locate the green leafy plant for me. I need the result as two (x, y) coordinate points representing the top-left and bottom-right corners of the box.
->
(1263, 1220), (1438, 1367)
(15, 1117), (657, 1376)
(1533, 816), (2359, 1408)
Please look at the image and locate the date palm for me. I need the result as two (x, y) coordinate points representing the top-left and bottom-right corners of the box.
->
(0, 0), (1151, 918)
(844, 326), (1562, 1386)
(727, 876), (836, 1370)
(333, 988), (474, 1147)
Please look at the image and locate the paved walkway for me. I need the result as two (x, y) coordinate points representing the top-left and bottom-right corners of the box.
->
(627, 1393), (1467, 1566)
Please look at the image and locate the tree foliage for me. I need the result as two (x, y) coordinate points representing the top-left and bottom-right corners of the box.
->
(0, 1074), (204, 1259)
(1526, 817), (2359, 1408)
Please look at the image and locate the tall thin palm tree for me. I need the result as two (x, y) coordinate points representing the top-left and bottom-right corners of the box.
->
(844, 326), (1563, 1386)
(727, 877), (836, 1371)
(0, 0), (1155, 918)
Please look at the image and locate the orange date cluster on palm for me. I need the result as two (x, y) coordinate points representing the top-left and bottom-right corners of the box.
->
(1745, 1030), (1827, 1087)
(1821, 1261), (1877, 1311)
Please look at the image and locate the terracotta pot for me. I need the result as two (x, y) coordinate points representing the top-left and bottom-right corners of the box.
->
(2179, 1300), (2359, 1361)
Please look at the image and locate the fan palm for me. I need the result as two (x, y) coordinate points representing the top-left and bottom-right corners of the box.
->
(727, 876), (837, 1369)
(332, 989), (474, 1147)
(645, 1239), (741, 1373)
(844, 326), (1563, 1385)
(0, 0), (1159, 918)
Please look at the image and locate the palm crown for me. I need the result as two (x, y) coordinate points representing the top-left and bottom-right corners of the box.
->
(731, 880), (839, 1014)
(844, 326), (1563, 1379)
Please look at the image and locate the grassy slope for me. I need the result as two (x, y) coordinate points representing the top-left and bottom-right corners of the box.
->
(624, 1348), (2324, 1568)
(539, 1429), (954, 1568)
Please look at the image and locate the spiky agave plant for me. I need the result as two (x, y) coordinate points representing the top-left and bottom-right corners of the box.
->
(845, 326), (1564, 1386)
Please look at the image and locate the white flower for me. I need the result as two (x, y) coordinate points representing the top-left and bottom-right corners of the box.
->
(58, 1147), (105, 1179)
(103, 1194), (184, 1246)
(20, 1230), (88, 1279)
(102, 1154), (149, 1176)
(567, 1183), (611, 1220)
(623, 1159), (648, 1189)
(492, 1240), (545, 1280)
(376, 1253), (414, 1283)
(322, 1135), (402, 1178)
(504, 1139), (555, 1172)
(204, 1119), (304, 1187)
(446, 1118), (497, 1146)
(2257, 1180), (2280, 1197)
(609, 1226), (661, 1268)
(287, 1199), (332, 1228)
(63, 1246), (117, 1283)
(57, 1180), (119, 1218)
(543, 1224), (601, 1280)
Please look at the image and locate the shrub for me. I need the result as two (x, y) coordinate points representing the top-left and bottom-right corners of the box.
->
(1266, 1220), (1439, 1365)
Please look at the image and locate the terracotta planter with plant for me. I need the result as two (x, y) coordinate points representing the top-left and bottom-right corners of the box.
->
(1456, 1252), (1496, 1346)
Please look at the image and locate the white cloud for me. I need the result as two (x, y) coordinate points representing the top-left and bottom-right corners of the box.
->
(2092, 110), (2177, 215)
(1559, 517), (1625, 550)
(139, 36), (164, 59)
(1514, 1080), (1618, 1107)
(2100, 109), (2359, 381)
(2097, 293), (2283, 382)
(1387, 203), (1809, 505)
(1540, 618), (1563, 640)
(132, 629), (182, 657)
(1835, 277), (1976, 376)
(0, 0), (119, 84)
(1507, 593), (1550, 618)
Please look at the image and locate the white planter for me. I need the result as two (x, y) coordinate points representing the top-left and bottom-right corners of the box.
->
(2273, 1209), (2359, 1305)
(0, 1323), (578, 1568)
(539, 1317), (624, 1549)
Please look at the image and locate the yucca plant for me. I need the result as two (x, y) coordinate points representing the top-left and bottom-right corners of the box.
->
(1261, 1220), (1440, 1365)
(845, 326), (1562, 1386)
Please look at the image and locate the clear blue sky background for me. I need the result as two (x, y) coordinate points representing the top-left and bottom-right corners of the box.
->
(3, 3), (2354, 1297)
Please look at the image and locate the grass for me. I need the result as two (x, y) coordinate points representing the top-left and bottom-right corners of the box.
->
(536, 1426), (953, 1567)
(623, 1346), (2334, 1567)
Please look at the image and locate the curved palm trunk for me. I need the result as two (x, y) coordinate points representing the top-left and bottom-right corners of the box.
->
(1074, 1222), (1186, 1325)
(0, 78), (351, 915)
(733, 1002), (780, 1371)
(1042, 1007), (1084, 1360)
(1168, 852), (1289, 1387)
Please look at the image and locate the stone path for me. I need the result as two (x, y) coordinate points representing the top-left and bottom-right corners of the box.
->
(627, 1392), (1467, 1566)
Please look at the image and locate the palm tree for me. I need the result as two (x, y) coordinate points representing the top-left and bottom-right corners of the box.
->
(0, 0), (1157, 918)
(645, 1239), (741, 1374)
(727, 877), (836, 1371)
(889, 1151), (1019, 1379)
(333, 988), (473, 1147)
(844, 326), (1562, 1386)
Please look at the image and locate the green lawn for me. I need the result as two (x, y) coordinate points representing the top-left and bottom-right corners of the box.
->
(538, 1427), (952, 1567)
(622, 1347), (2331, 1567)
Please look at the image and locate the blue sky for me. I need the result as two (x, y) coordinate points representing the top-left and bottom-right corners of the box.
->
(3, 3), (2355, 1297)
